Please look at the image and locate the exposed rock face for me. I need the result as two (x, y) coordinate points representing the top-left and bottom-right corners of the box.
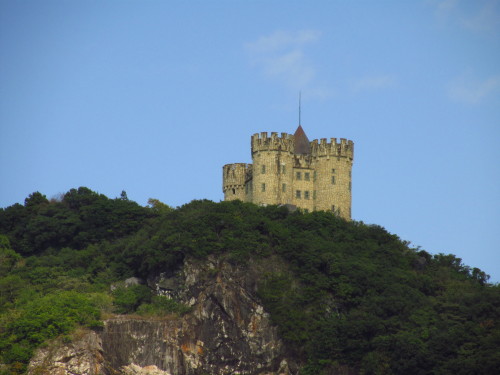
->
(28, 256), (295, 375)
(121, 364), (171, 375)
(27, 330), (104, 375)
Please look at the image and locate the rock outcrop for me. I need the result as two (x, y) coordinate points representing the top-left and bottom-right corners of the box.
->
(27, 330), (104, 375)
(28, 256), (295, 375)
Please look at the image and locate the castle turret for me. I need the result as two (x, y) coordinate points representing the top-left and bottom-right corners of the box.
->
(222, 163), (251, 201)
(311, 137), (354, 219)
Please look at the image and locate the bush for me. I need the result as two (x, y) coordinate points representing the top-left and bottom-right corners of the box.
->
(112, 284), (151, 314)
(0, 291), (101, 371)
(136, 295), (192, 317)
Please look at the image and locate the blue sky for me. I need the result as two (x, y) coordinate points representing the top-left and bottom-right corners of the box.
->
(1, 1), (499, 281)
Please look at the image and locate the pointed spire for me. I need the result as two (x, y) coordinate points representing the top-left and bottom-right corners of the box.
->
(294, 124), (311, 154)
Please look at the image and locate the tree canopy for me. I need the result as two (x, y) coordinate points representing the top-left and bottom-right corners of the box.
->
(0, 189), (499, 375)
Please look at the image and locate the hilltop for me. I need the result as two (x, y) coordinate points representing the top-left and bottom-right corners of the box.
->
(0, 187), (499, 375)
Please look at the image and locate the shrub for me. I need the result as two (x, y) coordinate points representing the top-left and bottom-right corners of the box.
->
(112, 284), (151, 314)
(136, 295), (192, 317)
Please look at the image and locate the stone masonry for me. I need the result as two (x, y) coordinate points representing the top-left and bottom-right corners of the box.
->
(222, 125), (354, 220)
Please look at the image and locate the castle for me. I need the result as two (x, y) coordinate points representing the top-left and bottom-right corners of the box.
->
(222, 125), (354, 220)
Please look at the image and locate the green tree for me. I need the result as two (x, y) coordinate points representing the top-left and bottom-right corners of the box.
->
(147, 198), (173, 214)
(112, 284), (151, 314)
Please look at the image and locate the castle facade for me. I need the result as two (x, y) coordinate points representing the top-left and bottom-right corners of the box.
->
(222, 125), (354, 220)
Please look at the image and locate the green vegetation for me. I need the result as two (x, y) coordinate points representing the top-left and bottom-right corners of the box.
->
(0, 188), (156, 374)
(136, 296), (192, 317)
(1, 292), (101, 364)
(0, 188), (499, 374)
(111, 284), (152, 314)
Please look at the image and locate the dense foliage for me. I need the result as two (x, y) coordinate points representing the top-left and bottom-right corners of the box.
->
(0, 188), (499, 374)
(0, 188), (157, 375)
(0, 187), (152, 256)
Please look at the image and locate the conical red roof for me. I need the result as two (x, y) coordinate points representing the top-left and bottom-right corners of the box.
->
(294, 125), (311, 154)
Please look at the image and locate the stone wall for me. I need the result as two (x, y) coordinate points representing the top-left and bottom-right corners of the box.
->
(251, 150), (295, 206)
(222, 163), (250, 202)
(313, 155), (353, 219)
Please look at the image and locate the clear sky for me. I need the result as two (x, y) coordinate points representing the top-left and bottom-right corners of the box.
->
(1, 1), (499, 281)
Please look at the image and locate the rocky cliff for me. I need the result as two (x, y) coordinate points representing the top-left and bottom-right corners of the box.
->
(27, 256), (296, 375)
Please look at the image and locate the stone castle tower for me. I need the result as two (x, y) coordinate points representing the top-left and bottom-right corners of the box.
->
(222, 125), (354, 220)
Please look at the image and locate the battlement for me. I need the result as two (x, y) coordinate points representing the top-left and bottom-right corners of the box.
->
(251, 132), (294, 154)
(223, 163), (252, 186)
(293, 153), (313, 168)
(251, 131), (353, 159)
(223, 163), (252, 201)
(311, 137), (354, 159)
(224, 124), (354, 219)
(223, 163), (252, 190)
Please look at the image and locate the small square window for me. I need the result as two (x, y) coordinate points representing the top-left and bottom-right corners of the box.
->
(296, 172), (302, 180)
(296, 190), (301, 199)
(304, 191), (310, 199)
(305, 172), (310, 181)
(332, 168), (336, 174)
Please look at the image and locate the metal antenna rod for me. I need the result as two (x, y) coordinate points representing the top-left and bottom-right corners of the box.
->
(299, 91), (302, 125)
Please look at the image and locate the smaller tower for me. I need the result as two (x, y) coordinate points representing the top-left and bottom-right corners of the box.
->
(222, 163), (250, 201)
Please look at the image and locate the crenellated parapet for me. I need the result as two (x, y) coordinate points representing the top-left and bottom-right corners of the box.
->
(222, 163), (251, 188)
(222, 163), (252, 201)
(310, 138), (354, 159)
(251, 132), (294, 154)
(293, 153), (313, 168)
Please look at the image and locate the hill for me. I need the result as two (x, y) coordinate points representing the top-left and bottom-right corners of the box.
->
(0, 188), (499, 375)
